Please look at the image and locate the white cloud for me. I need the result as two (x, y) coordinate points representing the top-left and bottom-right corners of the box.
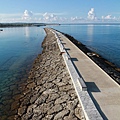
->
(22, 10), (33, 20)
(0, 9), (120, 23)
(104, 15), (112, 19)
(71, 16), (84, 22)
(87, 8), (97, 20)
(43, 12), (59, 22)
(101, 15), (118, 21)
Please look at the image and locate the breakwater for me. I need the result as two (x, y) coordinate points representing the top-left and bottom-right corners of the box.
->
(53, 28), (120, 120)
(14, 28), (85, 120)
(1, 27), (119, 119)
(59, 31), (120, 84)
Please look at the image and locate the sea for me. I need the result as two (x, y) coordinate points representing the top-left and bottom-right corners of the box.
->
(0, 27), (45, 118)
(52, 24), (120, 68)
(0, 24), (120, 117)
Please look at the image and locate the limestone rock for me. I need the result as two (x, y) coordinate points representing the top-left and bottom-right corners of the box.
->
(48, 104), (63, 115)
(18, 106), (27, 116)
(54, 109), (70, 119)
(55, 94), (70, 104)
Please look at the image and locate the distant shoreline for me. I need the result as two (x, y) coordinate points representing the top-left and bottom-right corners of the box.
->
(61, 22), (120, 26)
(56, 30), (120, 84)
(1, 22), (120, 28)
(0, 23), (60, 27)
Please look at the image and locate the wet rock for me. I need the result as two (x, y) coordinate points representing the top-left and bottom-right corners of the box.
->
(18, 106), (27, 116)
(27, 82), (36, 89)
(13, 94), (23, 101)
(7, 115), (15, 120)
(0, 115), (7, 120)
(11, 101), (20, 111)
(20, 97), (30, 106)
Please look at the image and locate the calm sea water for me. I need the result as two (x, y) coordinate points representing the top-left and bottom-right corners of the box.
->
(52, 24), (120, 68)
(0, 27), (45, 117)
(0, 24), (120, 117)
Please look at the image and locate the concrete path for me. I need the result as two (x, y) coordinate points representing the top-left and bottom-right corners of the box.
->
(57, 32), (120, 120)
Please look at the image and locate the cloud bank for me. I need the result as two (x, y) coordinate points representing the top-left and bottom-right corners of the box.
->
(43, 12), (58, 22)
(0, 9), (120, 23)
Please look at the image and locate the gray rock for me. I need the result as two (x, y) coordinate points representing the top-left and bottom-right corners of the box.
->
(75, 106), (85, 119)
(32, 114), (43, 120)
(54, 109), (70, 119)
(48, 104), (63, 114)
(21, 113), (33, 120)
(45, 115), (54, 120)
(55, 94), (70, 104)
(59, 85), (73, 92)
(33, 106), (42, 116)
(27, 104), (37, 115)
(30, 95), (38, 104)
(67, 99), (78, 110)
(35, 94), (48, 105)
(46, 93), (60, 103)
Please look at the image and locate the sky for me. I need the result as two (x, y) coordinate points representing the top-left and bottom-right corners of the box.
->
(0, 0), (120, 23)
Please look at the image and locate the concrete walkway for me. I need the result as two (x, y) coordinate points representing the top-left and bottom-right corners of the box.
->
(57, 31), (120, 120)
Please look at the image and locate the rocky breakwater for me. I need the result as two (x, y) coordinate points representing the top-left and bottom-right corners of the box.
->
(14, 28), (85, 120)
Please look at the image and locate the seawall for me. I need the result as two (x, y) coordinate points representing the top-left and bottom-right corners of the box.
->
(52, 28), (120, 120)
(14, 27), (120, 120)
(60, 31), (120, 84)
(14, 28), (86, 119)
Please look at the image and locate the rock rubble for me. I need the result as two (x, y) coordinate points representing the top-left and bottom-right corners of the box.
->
(14, 28), (85, 120)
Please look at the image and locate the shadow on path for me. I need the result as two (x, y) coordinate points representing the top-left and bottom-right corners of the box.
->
(70, 56), (108, 120)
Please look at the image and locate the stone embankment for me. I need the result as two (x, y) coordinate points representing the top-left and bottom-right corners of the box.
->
(14, 28), (85, 120)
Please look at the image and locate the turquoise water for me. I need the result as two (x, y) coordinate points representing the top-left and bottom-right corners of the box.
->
(0, 27), (45, 82)
(0, 27), (45, 117)
(52, 24), (120, 68)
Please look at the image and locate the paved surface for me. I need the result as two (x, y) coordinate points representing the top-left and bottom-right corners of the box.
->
(56, 31), (120, 120)
(52, 29), (103, 120)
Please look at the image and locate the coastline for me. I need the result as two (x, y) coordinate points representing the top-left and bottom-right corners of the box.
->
(6, 27), (119, 119)
(14, 28), (85, 119)
(57, 31), (120, 84)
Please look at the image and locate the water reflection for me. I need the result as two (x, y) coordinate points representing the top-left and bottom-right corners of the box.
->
(25, 27), (30, 38)
(0, 27), (45, 119)
(87, 25), (94, 41)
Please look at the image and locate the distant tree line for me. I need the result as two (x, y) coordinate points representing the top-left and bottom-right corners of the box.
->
(0, 23), (60, 27)
(0, 23), (46, 27)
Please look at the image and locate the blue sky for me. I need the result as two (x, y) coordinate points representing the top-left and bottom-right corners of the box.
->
(0, 0), (120, 23)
